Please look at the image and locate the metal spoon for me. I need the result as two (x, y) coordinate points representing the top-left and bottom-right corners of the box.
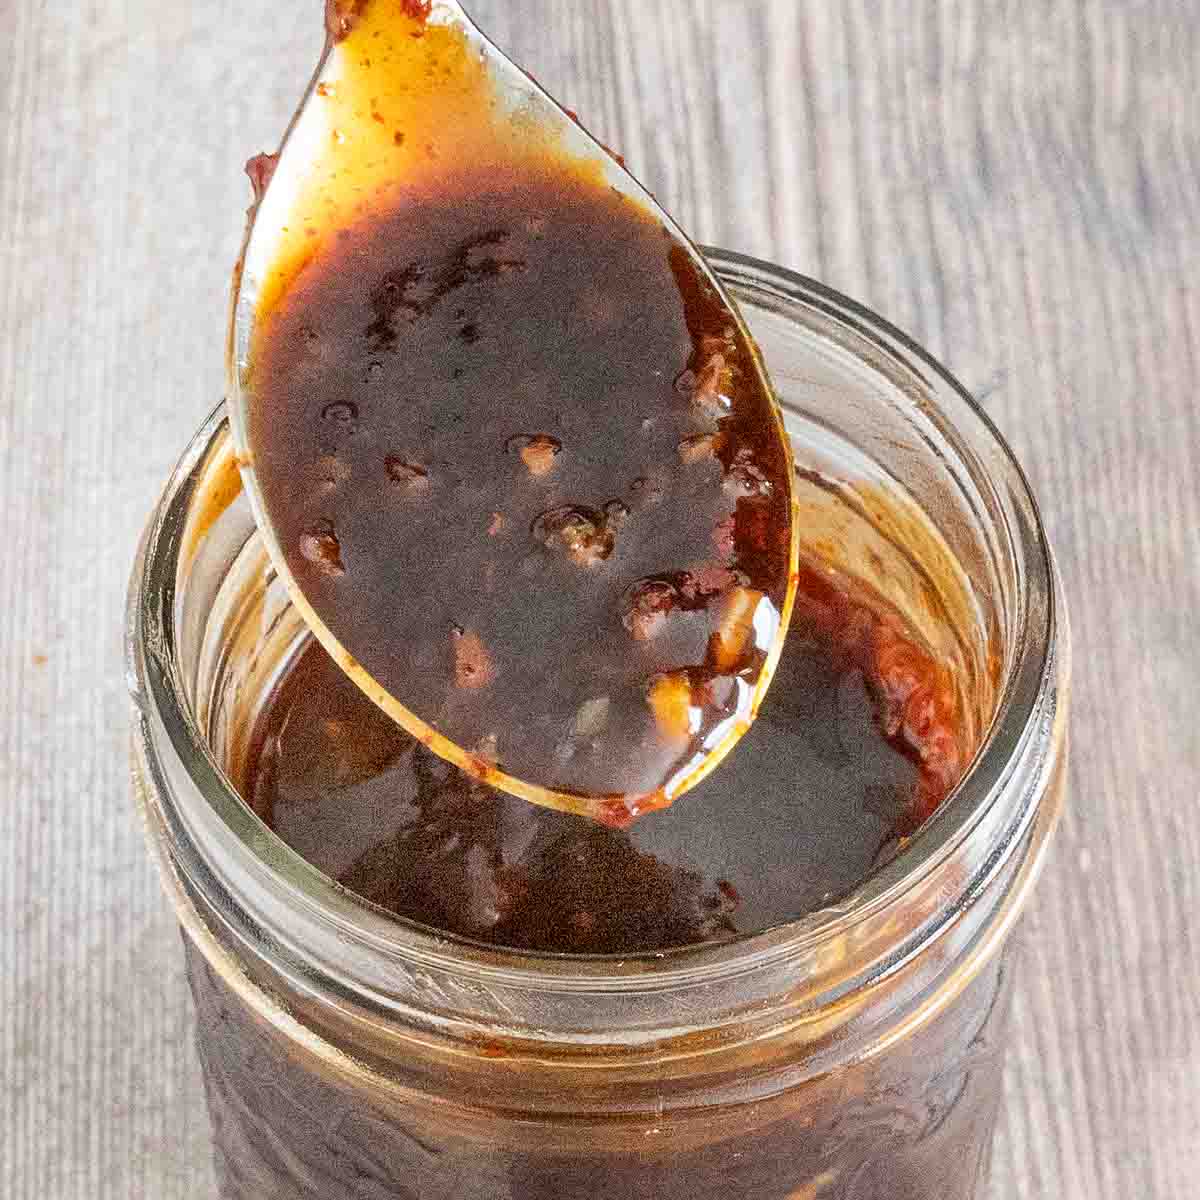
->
(226, 0), (800, 823)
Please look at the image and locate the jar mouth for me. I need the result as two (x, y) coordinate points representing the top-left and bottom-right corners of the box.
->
(128, 248), (1058, 991)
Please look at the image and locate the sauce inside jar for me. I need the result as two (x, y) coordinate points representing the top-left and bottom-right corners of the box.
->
(242, 561), (966, 954)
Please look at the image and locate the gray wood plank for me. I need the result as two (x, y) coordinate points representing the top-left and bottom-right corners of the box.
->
(1, 1), (1196, 1196)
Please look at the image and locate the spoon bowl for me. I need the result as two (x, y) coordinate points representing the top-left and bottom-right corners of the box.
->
(227, 0), (801, 823)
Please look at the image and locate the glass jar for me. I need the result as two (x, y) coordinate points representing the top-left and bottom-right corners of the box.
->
(126, 250), (1068, 1200)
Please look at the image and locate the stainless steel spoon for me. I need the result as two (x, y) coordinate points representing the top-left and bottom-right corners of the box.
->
(226, 0), (800, 822)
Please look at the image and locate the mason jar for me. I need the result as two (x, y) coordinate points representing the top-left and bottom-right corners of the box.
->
(127, 250), (1069, 1200)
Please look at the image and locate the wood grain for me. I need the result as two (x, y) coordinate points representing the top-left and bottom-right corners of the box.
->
(1, 1), (1197, 1196)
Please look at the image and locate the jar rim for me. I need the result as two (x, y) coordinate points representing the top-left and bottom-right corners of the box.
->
(128, 248), (1058, 995)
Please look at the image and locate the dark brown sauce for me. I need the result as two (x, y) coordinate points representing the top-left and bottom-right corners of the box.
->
(248, 167), (794, 812)
(242, 563), (965, 955)
(240, 0), (963, 956)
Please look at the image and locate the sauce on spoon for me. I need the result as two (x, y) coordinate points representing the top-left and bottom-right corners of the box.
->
(235, 0), (799, 822)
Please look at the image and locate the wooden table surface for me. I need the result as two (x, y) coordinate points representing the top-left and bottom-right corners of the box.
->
(2, 2), (1197, 1196)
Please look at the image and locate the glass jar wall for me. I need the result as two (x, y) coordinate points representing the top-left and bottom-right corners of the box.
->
(127, 251), (1068, 1200)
